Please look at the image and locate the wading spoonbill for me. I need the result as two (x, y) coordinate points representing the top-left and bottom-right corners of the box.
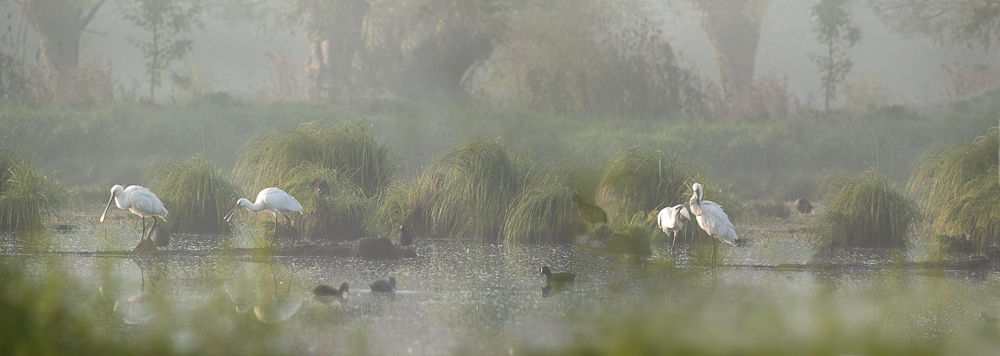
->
(100, 185), (168, 241)
(224, 187), (302, 248)
(688, 183), (738, 267)
(658, 204), (690, 252)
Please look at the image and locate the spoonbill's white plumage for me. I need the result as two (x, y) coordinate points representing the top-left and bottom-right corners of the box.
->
(224, 187), (302, 248)
(100, 185), (168, 241)
(688, 183), (738, 267)
(658, 204), (690, 251)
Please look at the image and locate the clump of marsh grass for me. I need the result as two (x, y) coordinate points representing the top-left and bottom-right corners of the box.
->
(0, 148), (55, 231)
(146, 156), (241, 234)
(232, 120), (395, 198)
(909, 126), (999, 252)
(596, 147), (707, 223)
(378, 140), (576, 244)
(371, 176), (440, 240)
(422, 140), (526, 243)
(280, 163), (372, 241)
(503, 178), (576, 245)
(813, 170), (919, 248)
(605, 211), (657, 256)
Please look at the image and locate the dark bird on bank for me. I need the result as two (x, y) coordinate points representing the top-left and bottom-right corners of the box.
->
(149, 225), (170, 248)
(100, 185), (169, 241)
(313, 283), (349, 298)
(794, 198), (814, 214)
(980, 311), (998, 325)
(572, 194), (607, 225)
(311, 179), (328, 196)
(370, 277), (396, 293)
(397, 224), (414, 246)
(540, 266), (576, 285)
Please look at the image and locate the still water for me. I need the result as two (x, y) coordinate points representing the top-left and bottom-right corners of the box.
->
(3, 215), (1000, 355)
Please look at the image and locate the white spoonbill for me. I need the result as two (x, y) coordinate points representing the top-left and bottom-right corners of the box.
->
(688, 183), (738, 267)
(658, 204), (690, 252)
(224, 187), (302, 248)
(100, 185), (169, 241)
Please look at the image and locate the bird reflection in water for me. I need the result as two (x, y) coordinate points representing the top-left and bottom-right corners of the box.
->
(112, 257), (168, 324)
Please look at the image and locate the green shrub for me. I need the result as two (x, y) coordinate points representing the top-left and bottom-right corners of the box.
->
(814, 170), (919, 247)
(0, 148), (54, 230)
(909, 126), (999, 252)
(420, 140), (525, 243)
(371, 177), (439, 240)
(503, 178), (576, 245)
(232, 120), (395, 198)
(595, 147), (704, 225)
(146, 156), (242, 234)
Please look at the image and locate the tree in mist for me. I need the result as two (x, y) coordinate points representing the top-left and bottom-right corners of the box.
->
(243, 0), (507, 104)
(463, 0), (703, 116)
(22, 0), (106, 101)
(688, 0), (765, 106)
(870, 0), (1000, 51)
(351, 0), (511, 103)
(810, 0), (861, 113)
(221, 0), (702, 115)
(117, 0), (203, 102)
(300, 0), (369, 100)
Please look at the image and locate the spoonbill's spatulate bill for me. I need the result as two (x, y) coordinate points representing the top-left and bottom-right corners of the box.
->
(100, 185), (168, 241)
(224, 187), (302, 248)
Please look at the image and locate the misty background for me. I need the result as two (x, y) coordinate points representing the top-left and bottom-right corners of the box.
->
(2, 0), (1000, 200)
(5, 0), (993, 103)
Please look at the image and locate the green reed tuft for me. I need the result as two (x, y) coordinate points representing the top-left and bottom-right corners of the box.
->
(232, 120), (395, 198)
(0, 148), (54, 231)
(814, 170), (919, 247)
(503, 178), (576, 245)
(422, 140), (525, 243)
(596, 147), (705, 224)
(909, 126), (999, 252)
(379, 140), (576, 244)
(146, 156), (241, 234)
(605, 211), (657, 256)
(372, 178), (438, 239)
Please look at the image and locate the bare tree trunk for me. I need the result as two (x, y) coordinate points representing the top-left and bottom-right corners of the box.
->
(689, 0), (761, 104)
(305, 0), (369, 102)
(25, 0), (104, 101)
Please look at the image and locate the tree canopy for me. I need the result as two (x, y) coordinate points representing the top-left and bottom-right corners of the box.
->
(870, 0), (1000, 50)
